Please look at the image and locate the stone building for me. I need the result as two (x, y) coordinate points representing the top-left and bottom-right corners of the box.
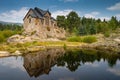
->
(23, 7), (65, 39)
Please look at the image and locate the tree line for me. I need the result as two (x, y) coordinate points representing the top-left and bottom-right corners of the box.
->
(0, 23), (23, 31)
(56, 11), (120, 36)
(0, 23), (23, 42)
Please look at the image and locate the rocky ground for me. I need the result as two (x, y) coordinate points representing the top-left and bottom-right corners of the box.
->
(85, 33), (120, 54)
(1, 33), (120, 57)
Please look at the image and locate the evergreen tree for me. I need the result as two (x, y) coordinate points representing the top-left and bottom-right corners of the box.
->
(66, 11), (80, 33)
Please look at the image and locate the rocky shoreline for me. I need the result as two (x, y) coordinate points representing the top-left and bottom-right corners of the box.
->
(0, 34), (120, 57)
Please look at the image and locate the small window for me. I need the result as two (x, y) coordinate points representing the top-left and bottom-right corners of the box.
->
(29, 18), (31, 23)
(35, 19), (38, 25)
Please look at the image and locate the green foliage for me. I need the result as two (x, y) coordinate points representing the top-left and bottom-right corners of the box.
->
(67, 35), (97, 43)
(56, 11), (120, 36)
(104, 31), (110, 37)
(0, 30), (22, 43)
(56, 16), (66, 29)
(66, 11), (80, 33)
(67, 36), (81, 42)
(0, 24), (23, 43)
(63, 44), (67, 49)
(82, 36), (97, 43)
(0, 34), (5, 42)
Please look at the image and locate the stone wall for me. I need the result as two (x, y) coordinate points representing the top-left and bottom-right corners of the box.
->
(23, 9), (66, 39)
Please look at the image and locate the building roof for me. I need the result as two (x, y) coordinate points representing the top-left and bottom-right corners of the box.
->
(23, 7), (53, 20)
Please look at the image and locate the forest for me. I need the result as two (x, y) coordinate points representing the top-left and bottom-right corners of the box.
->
(56, 11), (120, 37)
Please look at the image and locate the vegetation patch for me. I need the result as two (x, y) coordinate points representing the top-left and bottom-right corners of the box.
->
(67, 35), (97, 43)
(0, 30), (21, 43)
(67, 36), (81, 42)
(82, 36), (97, 43)
(104, 31), (110, 37)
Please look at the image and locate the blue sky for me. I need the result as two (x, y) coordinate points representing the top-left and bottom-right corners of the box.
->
(0, 0), (120, 23)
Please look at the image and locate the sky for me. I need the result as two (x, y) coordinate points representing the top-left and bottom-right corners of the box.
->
(0, 0), (120, 23)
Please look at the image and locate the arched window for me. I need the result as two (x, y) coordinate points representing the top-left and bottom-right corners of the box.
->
(29, 18), (31, 23)
(45, 17), (49, 26)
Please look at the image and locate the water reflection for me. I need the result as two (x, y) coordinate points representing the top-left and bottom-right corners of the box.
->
(23, 48), (120, 78)
(23, 48), (65, 77)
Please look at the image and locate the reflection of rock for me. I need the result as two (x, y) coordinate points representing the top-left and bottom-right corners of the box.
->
(23, 48), (65, 77)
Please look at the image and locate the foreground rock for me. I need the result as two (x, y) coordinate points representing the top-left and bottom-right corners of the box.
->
(7, 34), (61, 43)
(0, 51), (10, 57)
(84, 34), (120, 54)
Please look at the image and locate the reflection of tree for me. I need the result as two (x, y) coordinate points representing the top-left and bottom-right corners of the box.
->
(57, 49), (120, 71)
(23, 48), (120, 78)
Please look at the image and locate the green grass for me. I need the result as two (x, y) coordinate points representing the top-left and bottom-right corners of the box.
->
(67, 35), (97, 43)
(104, 31), (110, 37)
(67, 36), (82, 42)
(0, 41), (83, 53)
(82, 36), (97, 43)
(0, 30), (22, 43)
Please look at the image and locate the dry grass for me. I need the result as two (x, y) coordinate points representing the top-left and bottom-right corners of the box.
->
(0, 41), (85, 53)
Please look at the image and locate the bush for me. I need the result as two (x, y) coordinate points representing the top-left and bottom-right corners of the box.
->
(0, 34), (5, 42)
(2, 30), (14, 38)
(104, 31), (110, 37)
(67, 36), (81, 42)
(0, 30), (21, 43)
(82, 36), (97, 43)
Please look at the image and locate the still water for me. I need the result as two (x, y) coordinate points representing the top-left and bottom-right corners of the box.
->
(0, 48), (120, 80)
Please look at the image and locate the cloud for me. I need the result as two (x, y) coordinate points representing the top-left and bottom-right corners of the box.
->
(84, 62), (99, 67)
(116, 14), (120, 20)
(0, 7), (28, 23)
(107, 68), (120, 76)
(59, 0), (78, 2)
(52, 9), (73, 18)
(84, 11), (100, 18)
(107, 2), (120, 11)
(84, 11), (110, 21)
(0, 57), (24, 71)
(99, 17), (110, 21)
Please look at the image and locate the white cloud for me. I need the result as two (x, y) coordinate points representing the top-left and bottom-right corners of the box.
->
(116, 14), (120, 20)
(116, 14), (120, 17)
(0, 7), (29, 23)
(59, 0), (78, 2)
(107, 68), (120, 76)
(52, 9), (73, 18)
(84, 62), (99, 67)
(107, 2), (120, 11)
(84, 11), (100, 18)
(84, 11), (110, 21)
(99, 17), (110, 21)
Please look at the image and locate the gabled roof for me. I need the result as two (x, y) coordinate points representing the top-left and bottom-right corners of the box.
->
(23, 7), (52, 20)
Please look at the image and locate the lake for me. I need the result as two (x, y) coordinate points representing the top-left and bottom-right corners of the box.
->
(0, 48), (120, 80)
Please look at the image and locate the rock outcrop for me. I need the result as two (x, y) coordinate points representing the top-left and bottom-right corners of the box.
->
(7, 7), (66, 43)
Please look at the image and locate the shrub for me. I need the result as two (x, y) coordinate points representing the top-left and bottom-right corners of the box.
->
(0, 34), (5, 42)
(63, 44), (67, 49)
(2, 30), (14, 38)
(67, 36), (81, 42)
(82, 36), (97, 43)
(104, 31), (110, 37)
